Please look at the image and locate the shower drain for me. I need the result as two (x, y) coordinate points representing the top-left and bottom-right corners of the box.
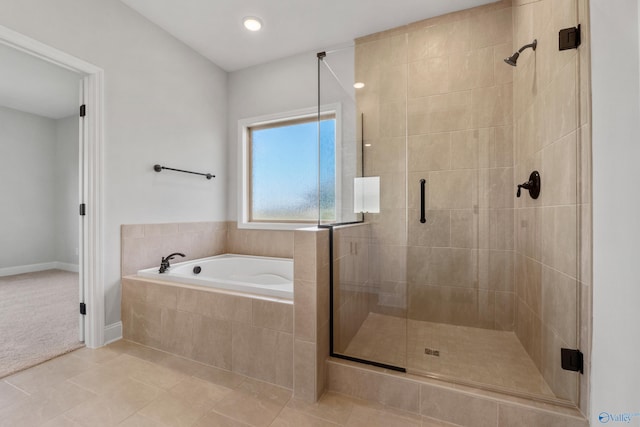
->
(424, 348), (440, 357)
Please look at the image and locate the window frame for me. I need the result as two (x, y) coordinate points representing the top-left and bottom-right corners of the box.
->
(237, 104), (342, 230)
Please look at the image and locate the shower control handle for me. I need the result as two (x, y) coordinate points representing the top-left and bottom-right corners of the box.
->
(516, 171), (541, 199)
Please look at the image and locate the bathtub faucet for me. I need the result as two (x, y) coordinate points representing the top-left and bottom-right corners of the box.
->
(159, 252), (185, 273)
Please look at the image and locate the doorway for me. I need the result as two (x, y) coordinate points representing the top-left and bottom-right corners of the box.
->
(0, 42), (85, 377)
(0, 25), (104, 376)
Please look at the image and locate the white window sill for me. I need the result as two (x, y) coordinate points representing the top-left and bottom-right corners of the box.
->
(236, 221), (318, 231)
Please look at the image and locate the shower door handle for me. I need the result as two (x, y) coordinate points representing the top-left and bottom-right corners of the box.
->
(420, 179), (426, 223)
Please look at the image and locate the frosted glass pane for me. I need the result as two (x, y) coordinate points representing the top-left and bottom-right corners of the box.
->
(319, 119), (337, 221)
(251, 119), (335, 221)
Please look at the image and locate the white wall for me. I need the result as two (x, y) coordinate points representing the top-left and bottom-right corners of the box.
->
(0, 0), (227, 327)
(54, 115), (79, 266)
(590, 0), (640, 421)
(0, 108), (79, 273)
(0, 106), (57, 269)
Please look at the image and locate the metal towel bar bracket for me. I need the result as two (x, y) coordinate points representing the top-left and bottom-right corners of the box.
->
(154, 164), (215, 180)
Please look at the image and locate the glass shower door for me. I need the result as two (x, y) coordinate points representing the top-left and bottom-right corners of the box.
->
(320, 42), (409, 369)
(324, 0), (587, 406)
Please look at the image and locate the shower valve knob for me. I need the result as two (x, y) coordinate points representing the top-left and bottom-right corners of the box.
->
(516, 171), (541, 199)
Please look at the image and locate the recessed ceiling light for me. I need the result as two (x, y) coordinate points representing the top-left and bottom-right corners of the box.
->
(364, 143), (372, 147)
(243, 17), (263, 32)
(354, 82), (365, 89)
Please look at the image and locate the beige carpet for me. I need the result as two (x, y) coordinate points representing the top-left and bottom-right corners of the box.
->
(0, 269), (83, 378)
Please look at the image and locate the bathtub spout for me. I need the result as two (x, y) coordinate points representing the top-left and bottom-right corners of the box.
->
(159, 252), (185, 273)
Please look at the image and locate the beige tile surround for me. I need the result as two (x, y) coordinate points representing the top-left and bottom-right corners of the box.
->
(356, 0), (517, 335)
(121, 221), (294, 277)
(121, 277), (294, 389)
(121, 221), (328, 403)
(293, 228), (331, 402)
(328, 358), (588, 427)
(332, 224), (375, 355)
(338, 0), (592, 411)
(512, 0), (591, 406)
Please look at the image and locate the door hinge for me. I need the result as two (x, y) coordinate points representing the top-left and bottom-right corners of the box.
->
(80, 104), (86, 117)
(80, 302), (87, 315)
(561, 348), (584, 374)
(79, 203), (86, 216)
(559, 25), (581, 50)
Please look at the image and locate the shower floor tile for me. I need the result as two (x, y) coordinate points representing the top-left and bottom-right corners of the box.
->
(344, 313), (555, 398)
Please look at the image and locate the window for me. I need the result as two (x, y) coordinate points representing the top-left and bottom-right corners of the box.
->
(238, 106), (339, 229)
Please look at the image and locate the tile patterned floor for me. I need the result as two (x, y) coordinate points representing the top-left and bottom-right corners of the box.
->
(0, 340), (456, 427)
(345, 313), (554, 397)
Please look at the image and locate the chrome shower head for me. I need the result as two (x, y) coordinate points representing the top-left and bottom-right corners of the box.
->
(504, 39), (537, 67)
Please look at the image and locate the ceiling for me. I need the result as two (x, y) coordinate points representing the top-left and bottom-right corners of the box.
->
(0, 43), (80, 119)
(120, 0), (496, 72)
(0, 1), (497, 118)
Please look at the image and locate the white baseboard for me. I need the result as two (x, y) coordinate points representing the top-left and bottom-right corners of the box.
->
(0, 262), (80, 277)
(0, 262), (57, 277)
(55, 262), (79, 273)
(104, 322), (123, 345)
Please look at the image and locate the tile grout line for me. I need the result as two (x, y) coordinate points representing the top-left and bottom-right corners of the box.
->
(268, 397), (290, 427)
(284, 402), (347, 426)
(2, 379), (32, 396)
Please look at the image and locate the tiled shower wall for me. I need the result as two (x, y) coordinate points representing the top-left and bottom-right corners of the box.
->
(512, 0), (591, 406)
(332, 223), (372, 353)
(356, 0), (516, 329)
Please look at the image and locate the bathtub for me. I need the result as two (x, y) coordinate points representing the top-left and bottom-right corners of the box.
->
(137, 254), (293, 299)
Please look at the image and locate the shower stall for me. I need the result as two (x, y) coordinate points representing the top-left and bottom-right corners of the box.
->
(318, 0), (590, 407)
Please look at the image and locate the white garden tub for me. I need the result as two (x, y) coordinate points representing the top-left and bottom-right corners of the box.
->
(137, 254), (293, 299)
